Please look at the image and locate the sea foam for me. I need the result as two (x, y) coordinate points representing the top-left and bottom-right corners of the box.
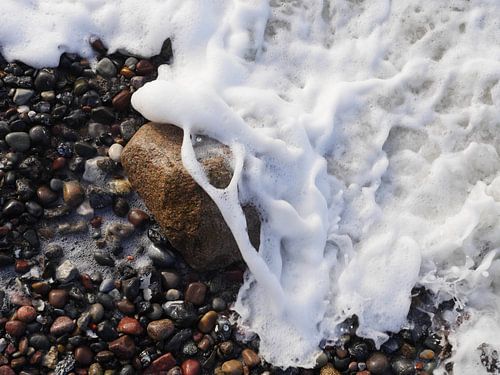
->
(2, 0), (500, 372)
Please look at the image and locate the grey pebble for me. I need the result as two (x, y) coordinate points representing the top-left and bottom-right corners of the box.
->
(96, 58), (117, 78)
(13, 88), (34, 105)
(5, 131), (31, 152)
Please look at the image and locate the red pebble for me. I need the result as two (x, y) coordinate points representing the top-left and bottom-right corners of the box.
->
(144, 353), (176, 374)
(181, 359), (201, 375)
(16, 306), (36, 323)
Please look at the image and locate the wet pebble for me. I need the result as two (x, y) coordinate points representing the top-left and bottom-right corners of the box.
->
(96, 58), (117, 78)
(16, 306), (36, 323)
(63, 180), (85, 207)
(147, 319), (175, 341)
(366, 352), (388, 374)
(5, 132), (30, 152)
(117, 316), (143, 335)
(185, 282), (207, 306)
(221, 359), (243, 375)
(50, 316), (75, 336)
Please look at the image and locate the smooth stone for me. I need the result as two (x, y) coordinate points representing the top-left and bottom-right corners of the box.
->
(5, 132), (30, 152)
(117, 317), (143, 335)
(108, 335), (136, 359)
(29, 333), (50, 350)
(112, 197), (129, 217)
(50, 316), (75, 336)
(144, 353), (176, 374)
(88, 303), (105, 323)
(185, 282), (207, 306)
(93, 251), (115, 267)
(198, 311), (218, 333)
(122, 123), (260, 271)
(13, 89), (34, 105)
(147, 319), (175, 341)
(161, 271), (180, 289)
(96, 58), (117, 78)
(5, 320), (26, 337)
(56, 260), (79, 283)
(75, 346), (93, 366)
(88, 363), (104, 375)
(16, 306), (36, 323)
(2, 199), (24, 217)
(221, 359), (243, 375)
(108, 143), (123, 162)
(366, 352), (389, 374)
(212, 297), (226, 312)
(181, 359), (201, 375)
(74, 141), (97, 158)
(29, 125), (50, 145)
(34, 70), (56, 91)
(63, 180), (85, 207)
(148, 245), (175, 268)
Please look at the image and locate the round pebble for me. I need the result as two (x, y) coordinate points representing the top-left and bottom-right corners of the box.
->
(221, 359), (243, 375)
(5, 132), (30, 152)
(16, 306), (36, 323)
(108, 143), (123, 162)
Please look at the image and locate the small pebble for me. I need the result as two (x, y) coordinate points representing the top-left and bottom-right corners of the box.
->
(147, 319), (175, 341)
(221, 359), (243, 375)
(108, 143), (123, 162)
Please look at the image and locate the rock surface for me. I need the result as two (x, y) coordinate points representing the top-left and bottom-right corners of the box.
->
(121, 122), (260, 271)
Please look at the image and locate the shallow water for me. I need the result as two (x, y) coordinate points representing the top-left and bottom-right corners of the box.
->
(2, 0), (500, 372)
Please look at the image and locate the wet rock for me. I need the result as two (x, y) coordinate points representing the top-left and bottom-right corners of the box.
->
(93, 250), (115, 267)
(56, 260), (79, 283)
(185, 282), (207, 305)
(29, 333), (50, 350)
(121, 123), (261, 271)
(391, 357), (415, 375)
(144, 352), (176, 374)
(242, 348), (260, 368)
(221, 359), (243, 375)
(319, 364), (341, 375)
(75, 346), (93, 366)
(117, 316), (143, 335)
(366, 352), (389, 374)
(96, 58), (117, 78)
(148, 244), (175, 268)
(50, 316), (75, 336)
(34, 70), (56, 91)
(5, 132), (30, 152)
(5, 320), (26, 337)
(163, 301), (198, 327)
(63, 180), (85, 207)
(182, 359), (201, 375)
(16, 305), (36, 323)
(13, 89), (34, 105)
(108, 335), (136, 359)
(198, 311), (218, 333)
(147, 319), (175, 341)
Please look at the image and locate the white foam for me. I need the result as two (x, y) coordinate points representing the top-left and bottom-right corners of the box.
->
(2, 0), (500, 372)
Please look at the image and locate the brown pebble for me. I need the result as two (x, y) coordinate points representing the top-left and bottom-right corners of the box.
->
(135, 60), (155, 76)
(5, 320), (26, 337)
(90, 216), (102, 228)
(9, 357), (25, 369)
(400, 342), (416, 358)
(241, 349), (260, 368)
(109, 335), (136, 359)
(117, 317), (143, 335)
(419, 349), (435, 360)
(366, 352), (389, 374)
(30, 351), (43, 365)
(0, 366), (15, 375)
(18, 337), (28, 354)
(50, 316), (75, 336)
(48, 289), (69, 308)
(198, 310), (218, 333)
(181, 359), (201, 375)
(63, 181), (85, 207)
(221, 359), (243, 375)
(31, 281), (50, 295)
(90, 37), (107, 54)
(319, 364), (341, 375)
(167, 366), (182, 375)
(197, 336), (213, 351)
(95, 350), (114, 363)
(36, 186), (58, 207)
(147, 319), (175, 341)
(75, 346), (93, 366)
(116, 300), (135, 315)
(348, 362), (358, 371)
(219, 341), (234, 356)
(127, 209), (150, 228)
(112, 90), (132, 112)
(185, 282), (207, 305)
(16, 306), (36, 323)
(15, 259), (30, 273)
(144, 353), (176, 374)
(52, 157), (66, 171)
(120, 66), (135, 78)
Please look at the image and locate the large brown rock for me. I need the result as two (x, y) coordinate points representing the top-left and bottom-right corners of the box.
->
(121, 122), (259, 271)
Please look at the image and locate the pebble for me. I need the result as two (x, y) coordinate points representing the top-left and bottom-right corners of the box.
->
(34, 69), (56, 90)
(0, 366), (15, 375)
(112, 197), (129, 217)
(182, 359), (201, 375)
(5, 320), (26, 337)
(2, 199), (24, 217)
(419, 349), (435, 360)
(63, 180), (85, 207)
(166, 289), (182, 301)
(161, 271), (180, 289)
(366, 352), (389, 374)
(96, 321), (118, 341)
(96, 58), (117, 78)
(56, 260), (79, 283)
(99, 278), (115, 293)
(16, 306), (36, 323)
(94, 250), (115, 267)
(29, 125), (50, 145)
(147, 319), (175, 341)
(29, 333), (50, 350)
(185, 282), (207, 305)
(75, 346), (93, 365)
(88, 303), (105, 322)
(221, 359), (243, 375)
(108, 178), (132, 195)
(198, 310), (218, 333)
(5, 132), (30, 152)
(89, 363), (104, 375)
(108, 143), (124, 162)
(108, 335), (136, 359)
(116, 299), (136, 315)
(13, 89), (34, 105)
(212, 297), (227, 312)
(319, 364), (341, 375)
(136, 60), (155, 76)
(50, 316), (75, 336)
(148, 245), (176, 268)
(122, 277), (140, 301)
(112, 90), (132, 112)
(391, 357), (415, 375)
(144, 353), (176, 374)
(36, 185), (58, 206)
(241, 348), (260, 368)
(117, 316), (144, 335)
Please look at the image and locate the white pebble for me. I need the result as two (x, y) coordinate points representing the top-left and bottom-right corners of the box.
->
(108, 143), (124, 162)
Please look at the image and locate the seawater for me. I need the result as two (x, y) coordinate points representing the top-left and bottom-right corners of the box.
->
(2, 0), (500, 372)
